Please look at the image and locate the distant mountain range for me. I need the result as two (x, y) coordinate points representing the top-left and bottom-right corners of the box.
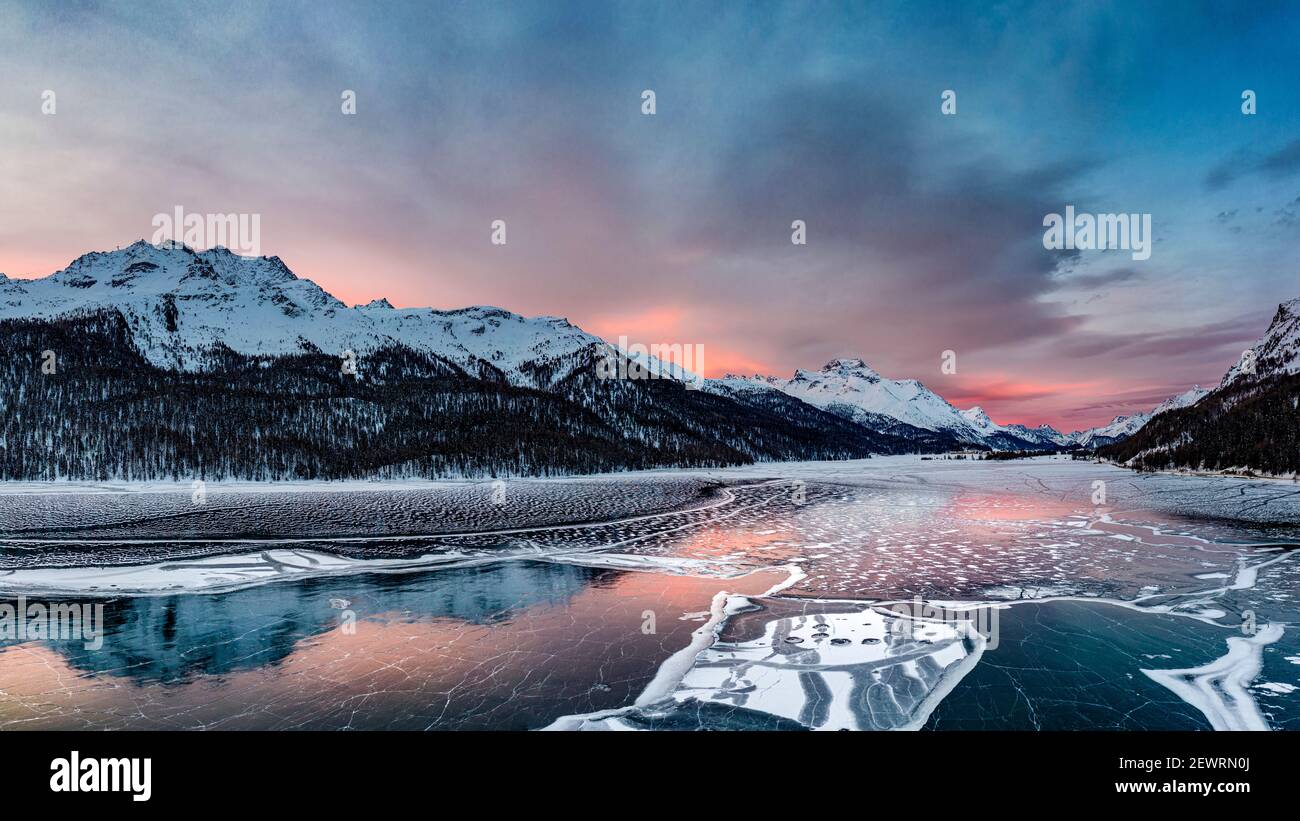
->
(1066, 385), (1210, 449)
(0, 241), (1247, 479)
(710, 358), (1206, 452)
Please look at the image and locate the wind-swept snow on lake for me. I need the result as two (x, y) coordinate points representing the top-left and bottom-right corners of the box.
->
(0, 456), (1297, 730)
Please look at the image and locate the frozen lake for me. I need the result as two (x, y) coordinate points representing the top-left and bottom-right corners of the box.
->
(0, 456), (1297, 730)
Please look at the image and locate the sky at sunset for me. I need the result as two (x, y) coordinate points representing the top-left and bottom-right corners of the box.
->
(2, 0), (1299, 430)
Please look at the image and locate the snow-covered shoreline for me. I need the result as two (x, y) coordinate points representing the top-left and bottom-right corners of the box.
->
(4, 450), (1297, 497)
(1105, 460), (1300, 483)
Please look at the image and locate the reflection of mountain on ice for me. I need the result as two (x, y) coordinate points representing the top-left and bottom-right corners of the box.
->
(18, 561), (597, 683)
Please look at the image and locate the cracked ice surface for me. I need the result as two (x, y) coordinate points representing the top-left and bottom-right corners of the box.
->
(0, 456), (1297, 730)
(555, 602), (985, 730)
(0, 561), (792, 730)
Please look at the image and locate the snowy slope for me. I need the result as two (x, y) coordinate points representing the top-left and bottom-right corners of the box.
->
(1099, 297), (1300, 474)
(714, 357), (1215, 452)
(719, 359), (987, 442)
(957, 406), (1001, 438)
(0, 241), (611, 389)
(1003, 423), (1071, 448)
(0, 241), (1239, 458)
(711, 359), (1068, 449)
(1220, 298), (1300, 386)
(958, 406), (1070, 448)
(1151, 385), (1210, 416)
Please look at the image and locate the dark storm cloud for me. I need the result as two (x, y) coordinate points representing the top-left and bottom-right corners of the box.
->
(1206, 138), (1300, 190)
(1053, 312), (1268, 363)
(673, 81), (1092, 362)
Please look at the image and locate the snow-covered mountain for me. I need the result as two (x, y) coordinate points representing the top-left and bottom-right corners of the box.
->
(714, 359), (1058, 450)
(0, 240), (1235, 474)
(716, 357), (1214, 453)
(1003, 423), (1071, 448)
(957, 405), (999, 436)
(0, 243), (915, 479)
(718, 359), (981, 441)
(959, 406), (1071, 448)
(1066, 414), (1151, 449)
(0, 241), (608, 389)
(1150, 385), (1211, 417)
(0, 243), (985, 463)
(1220, 297), (1300, 386)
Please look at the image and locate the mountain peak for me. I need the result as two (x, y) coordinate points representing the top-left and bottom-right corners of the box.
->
(822, 357), (875, 374)
(1151, 384), (1210, 416)
(0, 241), (618, 387)
(43, 241), (305, 292)
(1220, 295), (1300, 386)
(958, 405), (1000, 436)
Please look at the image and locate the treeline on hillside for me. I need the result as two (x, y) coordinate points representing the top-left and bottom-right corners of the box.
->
(1100, 373), (1300, 476)
(983, 450), (1050, 460)
(0, 311), (884, 481)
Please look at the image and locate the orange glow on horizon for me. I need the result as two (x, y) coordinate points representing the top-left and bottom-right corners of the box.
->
(936, 373), (1133, 430)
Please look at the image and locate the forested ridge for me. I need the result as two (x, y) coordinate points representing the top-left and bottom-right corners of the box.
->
(0, 310), (898, 480)
(1100, 372), (1300, 476)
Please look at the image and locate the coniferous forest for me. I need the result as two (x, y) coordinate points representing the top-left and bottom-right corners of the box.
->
(0, 310), (920, 481)
(1101, 372), (1300, 476)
